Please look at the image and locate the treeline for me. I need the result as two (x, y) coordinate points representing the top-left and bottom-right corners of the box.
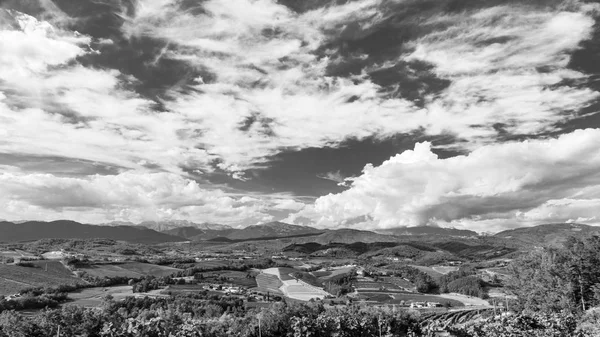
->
(0, 286), (75, 313)
(438, 267), (487, 298)
(507, 235), (600, 314)
(174, 259), (276, 277)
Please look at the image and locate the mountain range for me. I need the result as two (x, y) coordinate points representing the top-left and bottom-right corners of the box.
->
(0, 220), (184, 244)
(1, 220), (598, 249)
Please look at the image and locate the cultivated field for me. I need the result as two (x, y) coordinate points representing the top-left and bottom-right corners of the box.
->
(357, 292), (464, 307)
(410, 265), (444, 279)
(80, 262), (181, 278)
(68, 286), (133, 307)
(281, 279), (329, 301)
(260, 268), (330, 301)
(432, 266), (459, 274)
(0, 261), (83, 296)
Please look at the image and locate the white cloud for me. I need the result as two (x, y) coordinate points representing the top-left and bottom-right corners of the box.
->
(2, 2), (599, 177)
(406, 4), (600, 142)
(0, 168), (297, 225)
(297, 128), (600, 232)
(1, 1), (600, 228)
(114, 0), (600, 173)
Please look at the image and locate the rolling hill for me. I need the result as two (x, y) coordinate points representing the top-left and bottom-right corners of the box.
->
(378, 226), (478, 237)
(0, 220), (185, 244)
(225, 222), (323, 240)
(494, 223), (600, 247)
(183, 222), (324, 241)
(296, 228), (397, 244)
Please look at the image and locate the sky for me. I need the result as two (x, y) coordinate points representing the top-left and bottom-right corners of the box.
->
(1, 0), (600, 233)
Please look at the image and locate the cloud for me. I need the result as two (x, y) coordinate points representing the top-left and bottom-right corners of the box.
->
(295, 128), (600, 232)
(117, 0), (600, 174)
(2, 1), (599, 178)
(405, 4), (600, 143)
(0, 168), (301, 225)
(1, 1), (600, 228)
(317, 171), (347, 184)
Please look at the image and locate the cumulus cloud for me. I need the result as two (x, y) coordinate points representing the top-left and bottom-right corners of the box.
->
(0, 168), (301, 225)
(2, 1), (599, 176)
(1, 1), (600, 228)
(296, 129), (600, 232)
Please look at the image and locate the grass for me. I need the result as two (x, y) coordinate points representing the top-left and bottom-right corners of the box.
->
(80, 262), (181, 279)
(193, 260), (230, 269)
(119, 262), (180, 277)
(410, 265), (445, 279)
(432, 266), (459, 274)
(68, 286), (133, 307)
(0, 261), (83, 296)
(382, 277), (415, 290)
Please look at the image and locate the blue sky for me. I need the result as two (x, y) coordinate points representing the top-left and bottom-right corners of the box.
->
(1, 0), (600, 232)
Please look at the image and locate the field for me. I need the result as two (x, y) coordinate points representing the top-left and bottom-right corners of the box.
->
(381, 277), (415, 290)
(357, 292), (464, 307)
(355, 281), (402, 291)
(432, 266), (459, 274)
(196, 270), (257, 287)
(0, 250), (38, 260)
(193, 260), (230, 269)
(0, 261), (83, 296)
(68, 286), (133, 307)
(80, 262), (181, 278)
(68, 286), (167, 307)
(316, 267), (354, 280)
(260, 268), (330, 301)
(410, 265), (444, 279)
(281, 279), (329, 301)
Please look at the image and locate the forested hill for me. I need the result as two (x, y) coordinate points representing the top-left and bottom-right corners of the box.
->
(0, 220), (184, 244)
(494, 223), (600, 247)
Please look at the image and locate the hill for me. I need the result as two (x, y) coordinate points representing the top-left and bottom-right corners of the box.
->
(296, 228), (397, 244)
(137, 220), (231, 232)
(162, 226), (206, 239)
(225, 222), (323, 241)
(378, 226), (478, 237)
(0, 221), (185, 244)
(493, 223), (600, 247)
(186, 222), (324, 241)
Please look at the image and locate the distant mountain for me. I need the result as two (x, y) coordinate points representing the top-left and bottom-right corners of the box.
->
(163, 226), (236, 240)
(378, 226), (478, 237)
(102, 220), (233, 233)
(162, 226), (205, 239)
(0, 220), (185, 244)
(295, 228), (397, 244)
(225, 222), (323, 241)
(494, 223), (600, 247)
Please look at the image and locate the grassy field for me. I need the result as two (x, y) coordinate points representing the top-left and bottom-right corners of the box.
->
(432, 266), (459, 274)
(68, 286), (133, 307)
(0, 261), (83, 295)
(277, 267), (296, 281)
(80, 262), (181, 279)
(0, 250), (38, 260)
(193, 260), (230, 269)
(382, 277), (415, 290)
(317, 267), (354, 280)
(410, 265), (444, 279)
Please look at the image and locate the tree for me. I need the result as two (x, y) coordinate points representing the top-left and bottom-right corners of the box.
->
(506, 235), (600, 314)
